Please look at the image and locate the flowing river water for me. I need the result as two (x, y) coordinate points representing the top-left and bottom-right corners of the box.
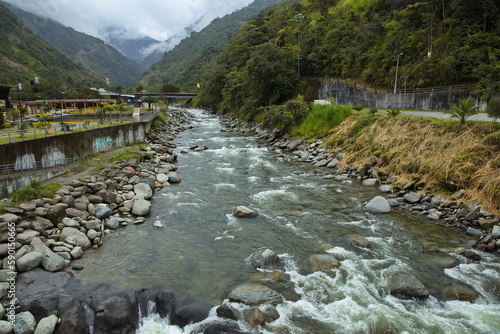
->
(74, 109), (500, 333)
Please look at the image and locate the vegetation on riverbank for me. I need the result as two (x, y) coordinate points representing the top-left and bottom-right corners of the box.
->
(323, 114), (500, 212)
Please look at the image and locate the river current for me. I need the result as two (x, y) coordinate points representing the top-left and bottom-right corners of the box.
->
(74, 109), (500, 333)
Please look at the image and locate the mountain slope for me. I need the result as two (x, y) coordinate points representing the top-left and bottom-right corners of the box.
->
(0, 4), (105, 88)
(140, 0), (284, 91)
(2, 1), (143, 88)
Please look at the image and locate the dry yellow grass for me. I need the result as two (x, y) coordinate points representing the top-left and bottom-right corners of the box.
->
(324, 115), (500, 213)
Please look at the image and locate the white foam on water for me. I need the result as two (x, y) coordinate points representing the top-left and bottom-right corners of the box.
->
(251, 187), (298, 203)
(214, 183), (237, 190)
(215, 167), (235, 173)
(247, 176), (259, 183)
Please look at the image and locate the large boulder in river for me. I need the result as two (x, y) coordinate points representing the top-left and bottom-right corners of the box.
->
(309, 254), (340, 272)
(30, 238), (65, 272)
(345, 234), (372, 248)
(249, 248), (280, 268)
(228, 283), (283, 306)
(232, 206), (259, 218)
(364, 196), (391, 214)
(132, 199), (151, 216)
(388, 272), (429, 298)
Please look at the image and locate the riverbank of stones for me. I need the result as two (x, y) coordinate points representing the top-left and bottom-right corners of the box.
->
(219, 114), (499, 256)
(0, 109), (195, 334)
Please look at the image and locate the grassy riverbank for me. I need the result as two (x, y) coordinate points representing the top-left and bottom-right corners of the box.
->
(322, 114), (500, 213)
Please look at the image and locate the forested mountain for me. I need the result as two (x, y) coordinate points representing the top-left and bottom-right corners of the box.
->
(0, 4), (105, 91)
(140, 0), (286, 92)
(2, 1), (143, 88)
(196, 0), (500, 118)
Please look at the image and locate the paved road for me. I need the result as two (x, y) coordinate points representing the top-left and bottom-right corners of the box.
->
(401, 111), (494, 122)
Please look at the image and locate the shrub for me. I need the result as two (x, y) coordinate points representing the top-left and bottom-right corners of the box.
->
(369, 107), (378, 115)
(387, 109), (401, 117)
(445, 98), (479, 124)
(262, 96), (310, 131)
(292, 104), (353, 138)
(352, 104), (364, 111)
(12, 179), (61, 203)
(486, 98), (500, 122)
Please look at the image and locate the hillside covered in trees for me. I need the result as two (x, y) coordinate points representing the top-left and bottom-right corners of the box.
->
(140, 0), (286, 92)
(194, 0), (499, 118)
(0, 4), (105, 91)
(2, 1), (143, 88)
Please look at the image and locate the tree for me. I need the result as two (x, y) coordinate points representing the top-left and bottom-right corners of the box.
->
(6, 108), (20, 121)
(142, 96), (157, 110)
(161, 83), (180, 93)
(486, 98), (500, 122)
(0, 107), (5, 128)
(446, 98), (480, 124)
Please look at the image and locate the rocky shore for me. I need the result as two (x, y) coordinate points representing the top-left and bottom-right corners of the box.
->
(219, 114), (500, 257)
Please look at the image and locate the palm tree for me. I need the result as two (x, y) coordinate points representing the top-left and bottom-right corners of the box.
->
(446, 98), (480, 124)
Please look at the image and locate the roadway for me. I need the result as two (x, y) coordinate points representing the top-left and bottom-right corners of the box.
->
(400, 111), (494, 122)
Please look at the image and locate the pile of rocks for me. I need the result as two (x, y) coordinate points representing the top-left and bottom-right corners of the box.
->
(219, 114), (499, 254)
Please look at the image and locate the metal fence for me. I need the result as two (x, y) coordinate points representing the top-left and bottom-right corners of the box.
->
(0, 157), (80, 178)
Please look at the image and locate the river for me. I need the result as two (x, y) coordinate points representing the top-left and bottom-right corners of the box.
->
(74, 109), (500, 334)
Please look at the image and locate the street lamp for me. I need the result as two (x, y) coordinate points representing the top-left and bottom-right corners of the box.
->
(403, 76), (409, 110)
(393, 53), (403, 94)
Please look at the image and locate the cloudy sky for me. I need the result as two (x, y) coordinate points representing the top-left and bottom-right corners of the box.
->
(6, 0), (254, 43)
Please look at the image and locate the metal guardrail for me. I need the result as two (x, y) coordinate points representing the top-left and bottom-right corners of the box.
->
(308, 77), (473, 94)
(0, 157), (80, 178)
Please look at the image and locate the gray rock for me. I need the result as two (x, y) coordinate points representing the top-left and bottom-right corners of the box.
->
(88, 182), (107, 193)
(442, 284), (478, 302)
(404, 192), (421, 204)
(232, 206), (259, 218)
(216, 304), (241, 321)
(132, 199), (151, 216)
(34, 315), (59, 334)
(16, 251), (43, 272)
(250, 249), (279, 268)
(0, 320), (12, 334)
(156, 173), (169, 184)
(387, 199), (400, 207)
(362, 178), (378, 187)
(65, 208), (89, 219)
(96, 190), (117, 204)
(70, 247), (83, 259)
(16, 230), (40, 245)
(313, 159), (330, 167)
(59, 228), (91, 250)
(31, 238), (65, 272)
(33, 207), (48, 217)
(167, 172), (181, 184)
(309, 254), (340, 271)
(14, 311), (36, 334)
(466, 227), (483, 239)
(106, 218), (121, 230)
(95, 206), (112, 219)
(19, 203), (36, 212)
(87, 229), (99, 240)
(62, 218), (80, 228)
(86, 195), (103, 204)
(345, 234), (371, 248)
(228, 283), (283, 306)
(364, 196), (391, 214)
(326, 158), (339, 168)
(0, 213), (21, 224)
(388, 272), (429, 298)
(133, 183), (153, 200)
(379, 185), (393, 193)
(491, 225), (500, 239)
(46, 204), (67, 225)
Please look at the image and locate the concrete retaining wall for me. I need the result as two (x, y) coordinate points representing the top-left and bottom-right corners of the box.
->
(318, 80), (484, 110)
(0, 121), (152, 197)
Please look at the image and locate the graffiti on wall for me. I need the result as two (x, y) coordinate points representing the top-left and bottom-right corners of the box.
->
(93, 136), (114, 152)
(15, 153), (36, 171)
(42, 149), (66, 168)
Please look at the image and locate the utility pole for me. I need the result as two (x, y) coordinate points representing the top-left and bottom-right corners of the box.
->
(394, 53), (403, 94)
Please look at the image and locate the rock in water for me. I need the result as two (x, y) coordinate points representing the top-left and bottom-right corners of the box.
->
(388, 272), (429, 298)
(364, 196), (391, 213)
(309, 254), (340, 271)
(232, 206), (259, 218)
(228, 283), (283, 306)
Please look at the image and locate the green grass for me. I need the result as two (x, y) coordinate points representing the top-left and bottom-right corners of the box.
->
(110, 148), (143, 162)
(11, 179), (61, 204)
(292, 104), (353, 138)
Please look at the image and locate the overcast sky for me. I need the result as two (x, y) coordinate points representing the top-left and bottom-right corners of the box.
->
(6, 0), (254, 42)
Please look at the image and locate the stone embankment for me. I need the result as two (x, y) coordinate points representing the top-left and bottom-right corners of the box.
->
(219, 115), (500, 257)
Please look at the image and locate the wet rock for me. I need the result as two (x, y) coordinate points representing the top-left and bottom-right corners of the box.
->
(364, 196), (391, 214)
(71, 264), (84, 270)
(228, 283), (283, 306)
(167, 172), (182, 183)
(34, 314), (59, 334)
(362, 178), (378, 187)
(388, 272), (429, 298)
(442, 284), (478, 302)
(263, 306), (280, 323)
(248, 308), (265, 327)
(309, 254), (340, 272)
(466, 227), (483, 239)
(216, 304), (241, 320)
(155, 292), (176, 318)
(250, 249), (280, 268)
(345, 234), (371, 248)
(172, 301), (211, 328)
(232, 206), (259, 218)
(433, 254), (459, 269)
